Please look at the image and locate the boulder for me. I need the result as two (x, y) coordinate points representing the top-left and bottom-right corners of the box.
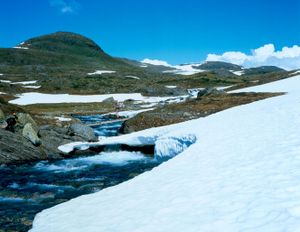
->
(197, 87), (225, 98)
(38, 125), (83, 158)
(0, 108), (5, 121)
(22, 123), (41, 146)
(17, 113), (38, 132)
(0, 120), (7, 129)
(0, 128), (45, 164)
(68, 123), (97, 142)
(0, 108), (7, 129)
(102, 97), (116, 103)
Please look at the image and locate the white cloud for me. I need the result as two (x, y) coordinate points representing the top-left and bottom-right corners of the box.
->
(50, 0), (80, 14)
(206, 44), (300, 70)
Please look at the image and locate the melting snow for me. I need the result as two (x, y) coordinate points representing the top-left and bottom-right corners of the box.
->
(13, 46), (29, 50)
(22, 85), (41, 89)
(216, 85), (234, 91)
(9, 92), (187, 105)
(125, 75), (140, 80)
(0, 79), (11, 83)
(163, 63), (205, 75)
(231, 70), (244, 76)
(289, 70), (300, 76)
(165, 85), (177, 89)
(87, 70), (116, 75)
(105, 108), (155, 118)
(31, 75), (300, 232)
(142, 59), (205, 75)
(0, 80), (38, 85)
(54, 116), (72, 122)
(11, 80), (37, 85)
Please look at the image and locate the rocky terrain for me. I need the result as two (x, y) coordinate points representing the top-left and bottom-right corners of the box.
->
(0, 31), (296, 165)
(121, 88), (283, 133)
(0, 106), (98, 164)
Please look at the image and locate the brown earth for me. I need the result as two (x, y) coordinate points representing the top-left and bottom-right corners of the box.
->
(121, 92), (283, 133)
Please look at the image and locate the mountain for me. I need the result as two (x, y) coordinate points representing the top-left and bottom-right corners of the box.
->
(120, 58), (177, 73)
(196, 61), (242, 71)
(20, 31), (104, 56)
(0, 32), (171, 95)
(0, 32), (289, 97)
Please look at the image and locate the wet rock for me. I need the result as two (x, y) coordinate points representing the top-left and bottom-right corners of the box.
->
(197, 87), (226, 98)
(38, 125), (82, 158)
(0, 108), (5, 121)
(165, 87), (187, 96)
(17, 113), (38, 132)
(0, 109), (7, 129)
(0, 128), (45, 164)
(68, 123), (97, 142)
(5, 115), (18, 132)
(22, 123), (41, 146)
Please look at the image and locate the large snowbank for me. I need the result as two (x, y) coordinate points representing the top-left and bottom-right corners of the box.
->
(9, 92), (186, 105)
(31, 75), (300, 232)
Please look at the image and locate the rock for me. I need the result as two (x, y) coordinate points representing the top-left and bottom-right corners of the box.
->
(0, 108), (7, 129)
(0, 108), (5, 121)
(0, 120), (7, 129)
(197, 87), (225, 98)
(102, 97), (115, 103)
(0, 128), (46, 164)
(68, 123), (97, 142)
(22, 123), (41, 146)
(38, 125), (81, 158)
(183, 112), (192, 117)
(165, 87), (187, 96)
(5, 115), (17, 132)
(17, 113), (38, 132)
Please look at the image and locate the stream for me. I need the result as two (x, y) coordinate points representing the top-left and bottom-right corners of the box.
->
(0, 114), (160, 231)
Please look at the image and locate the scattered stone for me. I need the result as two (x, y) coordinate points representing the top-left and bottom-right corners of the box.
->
(0, 120), (8, 129)
(0, 108), (7, 129)
(5, 115), (17, 132)
(17, 113), (38, 132)
(38, 125), (82, 158)
(0, 108), (5, 121)
(197, 87), (226, 98)
(68, 123), (97, 142)
(22, 123), (41, 146)
(0, 128), (45, 164)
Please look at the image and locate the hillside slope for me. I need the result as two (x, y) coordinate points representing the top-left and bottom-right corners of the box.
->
(0, 32), (289, 96)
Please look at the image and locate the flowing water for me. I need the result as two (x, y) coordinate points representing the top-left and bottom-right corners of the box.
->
(0, 115), (160, 231)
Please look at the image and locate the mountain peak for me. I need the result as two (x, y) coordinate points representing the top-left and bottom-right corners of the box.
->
(22, 31), (104, 56)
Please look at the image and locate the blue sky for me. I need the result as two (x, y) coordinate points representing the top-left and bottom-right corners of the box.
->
(0, 0), (299, 64)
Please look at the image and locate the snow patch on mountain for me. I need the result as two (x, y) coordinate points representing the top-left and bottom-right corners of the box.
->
(87, 70), (116, 75)
(125, 75), (140, 80)
(142, 58), (205, 75)
(231, 70), (244, 76)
